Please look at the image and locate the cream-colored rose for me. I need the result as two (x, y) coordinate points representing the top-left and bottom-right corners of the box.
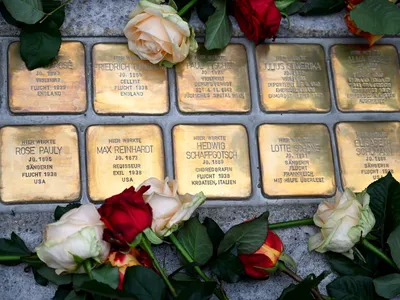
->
(123, 0), (198, 65)
(138, 177), (206, 237)
(308, 189), (375, 259)
(36, 204), (110, 274)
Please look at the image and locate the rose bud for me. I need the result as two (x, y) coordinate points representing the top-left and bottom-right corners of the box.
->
(309, 189), (375, 259)
(124, 0), (198, 66)
(98, 186), (153, 246)
(238, 230), (284, 279)
(36, 204), (110, 275)
(233, 0), (282, 44)
(138, 177), (206, 237)
(108, 248), (153, 290)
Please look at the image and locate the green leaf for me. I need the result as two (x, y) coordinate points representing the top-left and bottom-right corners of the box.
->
(387, 225), (400, 268)
(3, 0), (44, 24)
(373, 273), (400, 299)
(175, 281), (217, 300)
(275, 0), (298, 12)
(177, 217), (213, 265)
(210, 252), (244, 283)
(218, 212), (269, 255)
(196, 0), (215, 23)
(299, 0), (345, 16)
(37, 266), (72, 285)
(54, 202), (81, 221)
(203, 217), (224, 256)
(326, 252), (374, 277)
(123, 266), (166, 300)
(0, 3), (23, 27)
(279, 272), (329, 300)
(42, 0), (65, 28)
(0, 232), (31, 265)
(53, 285), (73, 300)
(65, 291), (86, 300)
(204, 0), (232, 50)
(92, 264), (120, 290)
(32, 267), (49, 286)
(350, 0), (400, 35)
(285, 1), (305, 16)
(75, 279), (133, 300)
(327, 276), (381, 300)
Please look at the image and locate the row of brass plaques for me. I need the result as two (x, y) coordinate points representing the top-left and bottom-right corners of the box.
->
(1, 123), (399, 202)
(8, 42), (400, 114)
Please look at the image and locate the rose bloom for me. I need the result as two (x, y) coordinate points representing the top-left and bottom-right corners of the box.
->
(108, 248), (153, 290)
(233, 0), (282, 44)
(309, 189), (375, 259)
(138, 177), (206, 237)
(98, 186), (153, 246)
(124, 0), (198, 65)
(36, 204), (110, 275)
(238, 230), (283, 278)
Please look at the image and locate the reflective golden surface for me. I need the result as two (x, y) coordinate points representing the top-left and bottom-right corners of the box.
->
(9, 42), (87, 113)
(256, 44), (330, 112)
(173, 125), (251, 198)
(86, 125), (165, 201)
(336, 122), (400, 192)
(93, 44), (169, 114)
(176, 44), (251, 113)
(258, 124), (336, 197)
(331, 45), (400, 111)
(0, 125), (80, 202)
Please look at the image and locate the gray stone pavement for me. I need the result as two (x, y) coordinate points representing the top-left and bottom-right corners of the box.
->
(0, 1), (353, 299)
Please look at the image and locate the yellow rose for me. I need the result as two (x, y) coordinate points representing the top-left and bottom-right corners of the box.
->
(124, 0), (198, 65)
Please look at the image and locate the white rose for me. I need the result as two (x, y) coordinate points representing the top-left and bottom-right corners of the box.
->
(308, 189), (375, 259)
(138, 177), (206, 237)
(123, 0), (198, 65)
(36, 204), (110, 274)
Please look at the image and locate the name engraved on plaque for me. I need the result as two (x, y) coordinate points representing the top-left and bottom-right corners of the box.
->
(331, 45), (400, 111)
(0, 125), (80, 202)
(258, 124), (336, 197)
(176, 44), (251, 113)
(87, 125), (165, 201)
(8, 42), (87, 113)
(93, 44), (168, 114)
(256, 44), (330, 112)
(173, 125), (251, 198)
(336, 122), (400, 192)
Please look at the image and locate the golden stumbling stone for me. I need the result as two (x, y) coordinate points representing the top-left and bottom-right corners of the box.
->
(0, 125), (81, 202)
(173, 125), (251, 199)
(92, 44), (169, 114)
(8, 42), (87, 113)
(176, 44), (251, 113)
(86, 125), (165, 201)
(331, 44), (400, 112)
(336, 122), (400, 192)
(258, 124), (336, 197)
(256, 44), (331, 112)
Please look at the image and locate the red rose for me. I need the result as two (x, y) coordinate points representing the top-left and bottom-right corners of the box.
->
(233, 0), (282, 44)
(238, 230), (283, 278)
(98, 186), (153, 246)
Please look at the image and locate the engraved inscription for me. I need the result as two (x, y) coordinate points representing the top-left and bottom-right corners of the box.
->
(93, 44), (168, 114)
(173, 125), (251, 198)
(256, 44), (330, 112)
(87, 125), (165, 201)
(331, 45), (400, 111)
(259, 124), (336, 196)
(176, 45), (251, 112)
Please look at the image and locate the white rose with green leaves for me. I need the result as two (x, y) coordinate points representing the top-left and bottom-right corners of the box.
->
(308, 189), (375, 259)
(36, 204), (110, 274)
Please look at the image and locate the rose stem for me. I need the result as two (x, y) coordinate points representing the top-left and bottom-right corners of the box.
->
(0, 255), (22, 261)
(177, 0), (199, 17)
(169, 233), (229, 300)
(269, 218), (314, 230)
(40, 0), (74, 23)
(278, 263), (325, 300)
(140, 238), (178, 297)
(362, 239), (398, 269)
(83, 260), (93, 280)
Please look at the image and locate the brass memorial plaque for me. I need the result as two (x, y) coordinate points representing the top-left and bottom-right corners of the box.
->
(336, 122), (400, 192)
(8, 42), (87, 113)
(176, 44), (251, 113)
(92, 44), (169, 114)
(256, 44), (331, 112)
(331, 45), (400, 111)
(0, 125), (81, 202)
(173, 125), (251, 198)
(258, 124), (336, 197)
(86, 125), (165, 201)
